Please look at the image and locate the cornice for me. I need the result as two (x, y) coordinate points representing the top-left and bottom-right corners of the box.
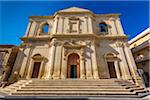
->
(95, 13), (121, 17)
(52, 34), (127, 40)
(20, 36), (51, 41)
(28, 13), (120, 20)
(29, 16), (54, 20)
(20, 34), (127, 42)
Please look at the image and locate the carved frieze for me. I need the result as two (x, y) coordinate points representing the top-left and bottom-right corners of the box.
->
(62, 40), (87, 58)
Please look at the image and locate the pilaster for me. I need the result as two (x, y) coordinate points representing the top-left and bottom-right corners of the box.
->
(47, 40), (56, 79)
(24, 21), (32, 37)
(116, 42), (132, 80)
(60, 48), (67, 79)
(88, 16), (94, 34)
(80, 48), (85, 79)
(123, 43), (144, 86)
(114, 61), (121, 79)
(53, 16), (59, 34)
(115, 18), (125, 35)
(85, 41), (93, 79)
(52, 41), (62, 79)
(91, 41), (99, 79)
(109, 18), (118, 35)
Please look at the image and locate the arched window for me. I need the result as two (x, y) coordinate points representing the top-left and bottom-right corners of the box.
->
(99, 22), (108, 33)
(42, 23), (49, 33)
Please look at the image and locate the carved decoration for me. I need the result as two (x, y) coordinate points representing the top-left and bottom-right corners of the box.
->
(67, 17), (82, 33)
(116, 42), (124, 47)
(123, 42), (130, 47)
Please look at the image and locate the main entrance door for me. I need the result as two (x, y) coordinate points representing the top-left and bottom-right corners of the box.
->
(31, 62), (41, 78)
(67, 53), (80, 78)
(107, 62), (117, 78)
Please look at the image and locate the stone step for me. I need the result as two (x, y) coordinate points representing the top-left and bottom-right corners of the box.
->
(29, 79), (122, 81)
(11, 91), (136, 95)
(30, 80), (122, 82)
(133, 89), (148, 93)
(29, 80), (130, 83)
(20, 86), (126, 89)
(16, 88), (130, 92)
(3, 79), (148, 99)
(10, 94), (139, 99)
(25, 84), (124, 86)
(30, 82), (122, 84)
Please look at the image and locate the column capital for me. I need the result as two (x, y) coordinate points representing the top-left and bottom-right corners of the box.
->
(85, 41), (91, 46)
(124, 42), (130, 47)
(84, 16), (88, 19)
(61, 16), (65, 19)
(109, 17), (116, 21)
(116, 42), (124, 47)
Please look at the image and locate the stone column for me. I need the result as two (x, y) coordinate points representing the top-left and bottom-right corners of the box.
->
(25, 21), (32, 37)
(80, 54), (85, 79)
(28, 21), (37, 37)
(61, 48), (67, 79)
(22, 44), (34, 78)
(109, 18), (118, 35)
(84, 17), (89, 33)
(88, 16), (94, 34)
(123, 43), (144, 86)
(85, 42), (93, 79)
(116, 42), (132, 80)
(61, 17), (65, 34)
(47, 40), (56, 79)
(53, 41), (62, 79)
(114, 61), (121, 79)
(115, 18), (125, 35)
(91, 42), (99, 79)
(19, 48), (29, 78)
(38, 60), (45, 79)
(26, 58), (34, 79)
(53, 17), (59, 34)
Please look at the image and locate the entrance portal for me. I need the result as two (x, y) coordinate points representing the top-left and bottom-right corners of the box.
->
(107, 62), (117, 78)
(31, 62), (41, 78)
(67, 53), (80, 78)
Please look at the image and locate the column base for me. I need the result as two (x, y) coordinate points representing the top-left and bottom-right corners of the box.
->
(80, 75), (86, 79)
(123, 75), (132, 80)
(60, 75), (66, 79)
(93, 75), (99, 79)
(86, 72), (93, 79)
(52, 75), (60, 79)
(86, 76), (93, 79)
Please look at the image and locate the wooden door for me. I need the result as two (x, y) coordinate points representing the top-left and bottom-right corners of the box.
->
(31, 62), (41, 78)
(107, 62), (117, 78)
(67, 53), (80, 78)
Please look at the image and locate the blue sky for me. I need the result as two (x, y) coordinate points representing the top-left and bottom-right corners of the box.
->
(0, 1), (149, 45)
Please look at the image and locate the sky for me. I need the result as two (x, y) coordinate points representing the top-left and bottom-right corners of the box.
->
(0, 1), (149, 45)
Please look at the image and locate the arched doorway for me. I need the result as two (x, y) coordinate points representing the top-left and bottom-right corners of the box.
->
(31, 62), (41, 78)
(105, 53), (118, 78)
(107, 61), (117, 78)
(67, 53), (80, 78)
(31, 54), (42, 78)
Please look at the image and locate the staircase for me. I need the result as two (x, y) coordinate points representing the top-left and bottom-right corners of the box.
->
(1, 79), (149, 99)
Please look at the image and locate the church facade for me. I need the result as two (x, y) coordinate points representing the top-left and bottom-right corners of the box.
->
(12, 7), (143, 85)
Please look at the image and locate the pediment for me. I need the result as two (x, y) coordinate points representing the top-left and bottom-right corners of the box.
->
(57, 7), (92, 13)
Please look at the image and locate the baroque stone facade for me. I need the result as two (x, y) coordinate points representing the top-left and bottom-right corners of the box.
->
(11, 7), (143, 86)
